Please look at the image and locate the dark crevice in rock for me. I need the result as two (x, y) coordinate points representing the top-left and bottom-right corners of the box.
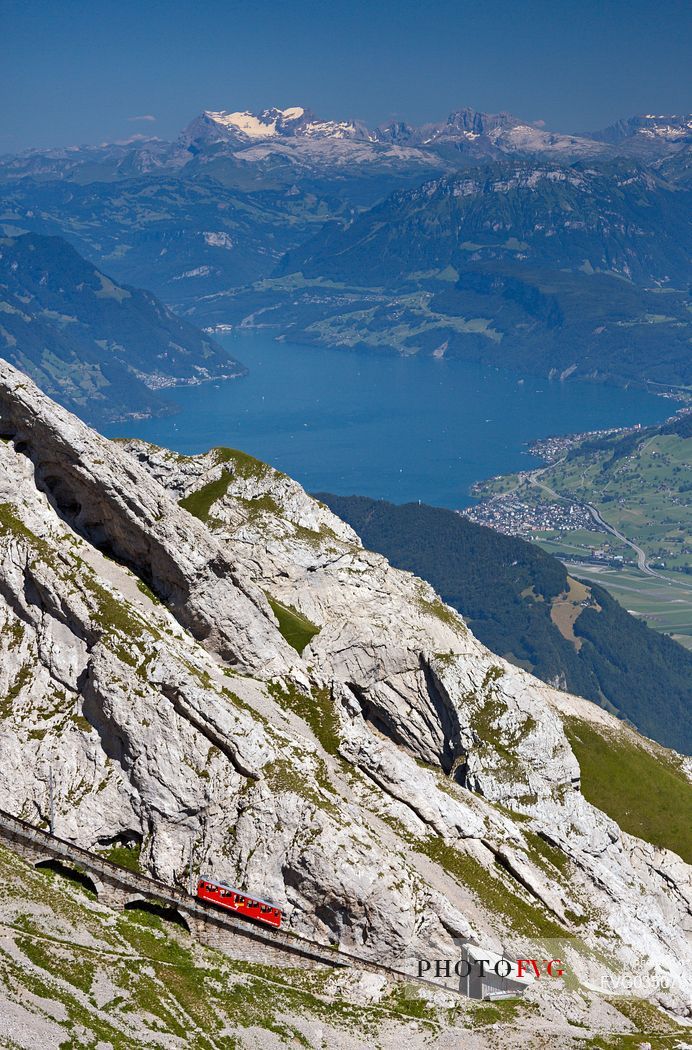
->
(449, 752), (469, 788)
(347, 669), (465, 776)
(347, 681), (406, 746)
(97, 829), (143, 849)
(41, 474), (82, 517)
(421, 658), (465, 774)
(80, 669), (132, 771)
(5, 435), (192, 612)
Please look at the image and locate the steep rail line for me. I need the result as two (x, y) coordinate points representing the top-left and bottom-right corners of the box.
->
(0, 808), (461, 997)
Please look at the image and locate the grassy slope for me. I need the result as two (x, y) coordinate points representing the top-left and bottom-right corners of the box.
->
(1, 843), (687, 1048)
(564, 718), (692, 863)
(266, 595), (319, 654)
(178, 447), (278, 524)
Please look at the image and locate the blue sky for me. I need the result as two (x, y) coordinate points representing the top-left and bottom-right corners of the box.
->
(3, 0), (690, 152)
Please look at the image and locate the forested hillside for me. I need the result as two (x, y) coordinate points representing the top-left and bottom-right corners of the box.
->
(272, 162), (692, 388)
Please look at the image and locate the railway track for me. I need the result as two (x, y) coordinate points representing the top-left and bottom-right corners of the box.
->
(0, 807), (463, 997)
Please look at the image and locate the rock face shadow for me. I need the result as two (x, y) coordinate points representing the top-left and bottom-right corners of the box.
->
(123, 898), (191, 933)
(34, 858), (99, 897)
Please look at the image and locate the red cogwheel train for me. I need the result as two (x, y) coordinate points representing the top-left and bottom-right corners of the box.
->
(197, 876), (283, 929)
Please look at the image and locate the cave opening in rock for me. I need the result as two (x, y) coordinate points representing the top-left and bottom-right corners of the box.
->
(40, 474), (83, 518)
(97, 830), (143, 850)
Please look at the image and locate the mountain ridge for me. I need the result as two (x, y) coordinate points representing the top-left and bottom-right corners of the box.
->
(2, 107), (689, 394)
(2, 105), (689, 185)
(0, 232), (246, 422)
(259, 156), (691, 389)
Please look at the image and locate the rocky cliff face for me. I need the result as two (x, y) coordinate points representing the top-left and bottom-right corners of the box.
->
(0, 359), (691, 1026)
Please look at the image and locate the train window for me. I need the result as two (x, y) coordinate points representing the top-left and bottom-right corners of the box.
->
(247, 900), (258, 908)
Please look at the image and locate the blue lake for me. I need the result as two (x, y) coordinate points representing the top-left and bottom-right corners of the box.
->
(103, 332), (669, 508)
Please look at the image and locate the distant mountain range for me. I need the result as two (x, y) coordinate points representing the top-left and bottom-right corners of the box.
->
(2, 106), (689, 183)
(0, 233), (245, 422)
(243, 159), (691, 389)
(1, 104), (690, 392)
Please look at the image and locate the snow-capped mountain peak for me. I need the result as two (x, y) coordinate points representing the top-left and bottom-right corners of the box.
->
(204, 107), (306, 139)
(197, 107), (373, 143)
(587, 113), (692, 147)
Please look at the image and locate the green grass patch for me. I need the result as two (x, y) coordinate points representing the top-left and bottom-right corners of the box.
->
(416, 593), (464, 630)
(237, 493), (282, 520)
(179, 471), (232, 524)
(467, 997), (524, 1027)
(263, 756), (338, 815)
(98, 843), (142, 873)
(135, 578), (160, 604)
(522, 828), (570, 875)
(268, 680), (340, 755)
(178, 448), (283, 525)
(80, 568), (161, 671)
(609, 997), (682, 1035)
(17, 936), (96, 995)
(265, 594), (319, 654)
(116, 907), (193, 966)
(565, 717), (692, 863)
(381, 981), (438, 1021)
(213, 446), (276, 479)
(0, 661), (32, 718)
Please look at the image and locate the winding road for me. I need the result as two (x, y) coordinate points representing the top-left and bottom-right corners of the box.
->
(526, 463), (668, 581)
(582, 503), (664, 579)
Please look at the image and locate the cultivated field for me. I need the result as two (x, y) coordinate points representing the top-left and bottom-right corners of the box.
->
(565, 563), (692, 650)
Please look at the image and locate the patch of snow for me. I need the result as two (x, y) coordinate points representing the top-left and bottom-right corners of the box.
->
(205, 110), (281, 138)
(172, 265), (213, 280)
(203, 231), (234, 250)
